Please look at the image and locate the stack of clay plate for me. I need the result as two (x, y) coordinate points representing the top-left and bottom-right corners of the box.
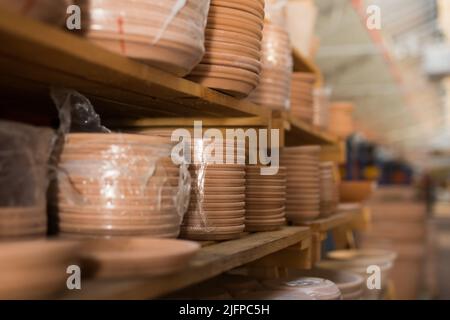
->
(56, 133), (185, 239)
(245, 165), (287, 232)
(80, 238), (199, 279)
(187, 0), (265, 97)
(0, 0), (70, 25)
(287, 268), (364, 300)
(319, 249), (397, 300)
(290, 72), (317, 124)
(0, 240), (79, 299)
(261, 277), (342, 300)
(281, 146), (321, 223)
(319, 162), (339, 218)
(248, 23), (293, 110)
(81, 0), (209, 76)
(328, 102), (355, 139)
(180, 139), (246, 241)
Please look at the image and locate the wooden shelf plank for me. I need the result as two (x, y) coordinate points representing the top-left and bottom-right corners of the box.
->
(65, 226), (311, 300)
(292, 49), (323, 85)
(297, 203), (364, 233)
(285, 115), (338, 146)
(0, 10), (270, 120)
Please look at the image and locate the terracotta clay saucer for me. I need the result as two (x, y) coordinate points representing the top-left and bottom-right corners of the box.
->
(209, 5), (263, 25)
(246, 178), (286, 186)
(245, 217), (286, 226)
(246, 191), (286, 198)
(201, 52), (261, 74)
(183, 216), (245, 227)
(246, 206), (285, 215)
(58, 204), (178, 216)
(190, 194), (246, 202)
(205, 40), (261, 60)
(59, 212), (180, 225)
(186, 208), (245, 217)
(207, 19), (262, 40)
(190, 171), (246, 179)
(192, 186), (246, 195)
(194, 178), (245, 187)
(211, 0), (265, 19)
(187, 76), (256, 98)
(205, 28), (261, 50)
(245, 186), (286, 193)
(245, 212), (286, 220)
(180, 224), (245, 234)
(79, 237), (199, 279)
(189, 201), (245, 210)
(179, 230), (243, 241)
(190, 64), (259, 84)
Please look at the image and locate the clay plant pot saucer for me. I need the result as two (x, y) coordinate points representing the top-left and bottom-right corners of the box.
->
(190, 64), (259, 84)
(245, 206), (285, 216)
(211, 0), (265, 19)
(245, 212), (285, 220)
(195, 178), (245, 187)
(58, 204), (177, 216)
(245, 186), (286, 193)
(190, 202), (245, 210)
(59, 213), (180, 227)
(209, 5), (263, 25)
(246, 178), (286, 186)
(207, 18), (263, 40)
(205, 28), (261, 50)
(190, 194), (246, 202)
(187, 76), (256, 98)
(205, 40), (261, 60)
(181, 224), (245, 234)
(190, 171), (246, 180)
(186, 208), (245, 218)
(201, 52), (261, 74)
(183, 216), (245, 227)
(79, 237), (199, 279)
(179, 231), (243, 241)
(192, 186), (246, 195)
(0, 239), (80, 299)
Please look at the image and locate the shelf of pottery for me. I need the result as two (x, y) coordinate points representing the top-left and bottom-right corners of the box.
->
(0, 0), (374, 300)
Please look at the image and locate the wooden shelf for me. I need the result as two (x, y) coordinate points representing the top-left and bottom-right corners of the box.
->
(285, 115), (339, 146)
(0, 10), (270, 121)
(65, 226), (311, 300)
(292, 48), (323, 85)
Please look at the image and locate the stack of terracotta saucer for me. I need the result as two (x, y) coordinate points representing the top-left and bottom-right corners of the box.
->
(0, 240), (80, 299)
(56, 133), (186, 238)
(319, 162), (339, 218)
(281, 146), (321, 223)
(290, 72), (317, 124)
(248, 23), (293, 110)
(180, 138), (246, 240)
(0, 0), (70, 25)
(0, 206), (47, 239)
(80, 0), (209, 76)
(187, 0), (265, 97)
(245, 165), (287, 232)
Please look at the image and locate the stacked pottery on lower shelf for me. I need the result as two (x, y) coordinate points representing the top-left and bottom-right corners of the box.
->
(180, 139), (246, 240)
(187, 0), (265, 97)
(318, 249), (397, 300)
(319, 162), (339, 218)
(281, 146), (321, 223)
(245, 166), (287, 232)
(56, 133), (186, 238)
(290, 72), (317, 124)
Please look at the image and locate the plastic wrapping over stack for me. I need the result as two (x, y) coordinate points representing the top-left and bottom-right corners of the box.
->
(77, 0), (210, 76)
(290, 72), (317, 124)
(0, 0), (71, 25)
(55, 133), (189, 238)
(247, 23), (293, 110)
(187, 0), (265, 98)
(318, 249), (397, 300)
(245, 165), (287, 232)
(281, 146), (321, 223)
(180, 138), (246, 241)
(319, 162), (339, 218)
(0, 121), (54, 239)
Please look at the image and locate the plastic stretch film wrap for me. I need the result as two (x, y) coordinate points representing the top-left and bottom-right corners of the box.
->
(0, 0), (72, 25)
(180, 138), (246, 241)
(0, 120), (54, 239)
(247, 6), (293, 111)
(51, 89), (190, 238)
(78, 0), (211, 76)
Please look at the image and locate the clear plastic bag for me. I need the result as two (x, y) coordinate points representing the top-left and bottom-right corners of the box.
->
(0, 120), (54, 239)
(51, 88), (190, 238)
(77, 0), (211, 76)
(0, 0), (72, 25)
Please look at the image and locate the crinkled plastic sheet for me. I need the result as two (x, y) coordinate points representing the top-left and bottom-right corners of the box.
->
(77, 0), (211, 76)
(51, 88), (190, 237)
(182, 138), (246, 236)
(0, 120), (54, 238)
(0, 0), (72, 25)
